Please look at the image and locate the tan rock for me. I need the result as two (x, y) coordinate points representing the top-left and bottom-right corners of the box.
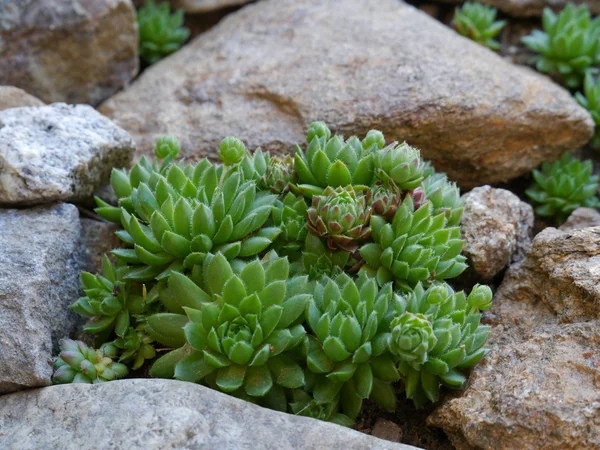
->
(372, 419), (403, 443)
(0, 86), (43, 112)
(439, 0), (600, 17)
(461, 186), (534, 280)
(559, 207), (600, 231)
(171, 0), (252, 13)
(78, 218), (122, 274)
(99, 0), (593, 188)
(0, 0), (139, 106)
(428, 322), (600, 450)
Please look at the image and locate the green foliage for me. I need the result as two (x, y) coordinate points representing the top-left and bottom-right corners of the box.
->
(576, 71), (600, 148)
(522, 3), (600, 88)
(452, 2), (506, 50)
(137, 0), (190, 65)
(52, 339), (128, 384)
(56, 122), (492, 423)
(526, 153), (600, 222)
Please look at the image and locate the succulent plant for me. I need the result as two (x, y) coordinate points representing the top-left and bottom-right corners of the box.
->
(271, 192), (309, 255)
(390, 283), (492, 407)
(302, 233), (351, 280)
(52, 339), (128, 384)
(522, 3), (600, 88)
(359, 196), (468, 291)
(293, 122), (377, 197)
(304, 273), (400, 418)
(148, 252), (311, 402)
(101, 326), (156, 370)
(245, 149), (296, 194)
(307, 186), (371, 252)
(374, 142), (426, 191)
(576, 71), (600, 148)
(526, 153), (600, 222)
(137, 0), (190, 65)
(452, 2), (506, 50)
(289, 388), (354, 427)
(367, 183), (403, 221)
(69, 256), (146, 338)
(421, 172), (464, 227)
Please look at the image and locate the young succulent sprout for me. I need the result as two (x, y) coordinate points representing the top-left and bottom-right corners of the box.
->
(576, 71), (600, 148)
(452, 2), (506, 50)
(137, 0), (190, 64)
(522, 3), (600, 88)
(526, 153), (600, 223)
(373, 142), (426, 191)
(271, 192), (309, 255)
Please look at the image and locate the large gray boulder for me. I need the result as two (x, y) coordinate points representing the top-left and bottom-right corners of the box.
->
(0, 0), (138, 105)
(100, 0), (592, 188)
(0, 103), (135, 206)
(0, 379), (422, 450)
(0, 204), (82, 394)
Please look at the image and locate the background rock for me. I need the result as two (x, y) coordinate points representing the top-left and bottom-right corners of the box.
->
(461, 186), (534, 280)
(0, 103), (135, 206)
(100, 0), (592, 188)
(0, 204), (82, 394)
(0, 0), (138, 105)
(559, 207), (600, 231)
(428, 322), (600, 450)
(438, 0), (600, 17)
(0, 379), (422, 450)
(172, 0), (253, 13)
(0, 86), (43, 112)
(78, 219), (122, 274)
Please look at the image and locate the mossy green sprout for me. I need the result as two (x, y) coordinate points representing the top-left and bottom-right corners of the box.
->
(452, 2), (506, 51)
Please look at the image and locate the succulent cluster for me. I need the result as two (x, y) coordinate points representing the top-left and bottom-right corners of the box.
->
(576, 72), (600, 148)
(522, 3), (600, 88)
(526, 153), (600, 223)
(54, 122), (491, 425)
(137, 0), (190, 64)
(452, 2), (506, 50)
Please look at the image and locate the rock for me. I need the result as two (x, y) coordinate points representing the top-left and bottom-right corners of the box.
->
(172, 0), (253, 13)
(0, 379), (421, 450)
(0, 203), (82, 394)
(78, 218), (122, 274)
(372, 419), (403, 443)
(461, 186), (534, 280)
(0, 103), (135, 206)
(439, 0), (600, 17)
(0, 0), (138, 105)
(99, 0), (592, 188)
(560, 207), (600, 231)
(428, 322), (600, 450)
(0, 86), (44, 112)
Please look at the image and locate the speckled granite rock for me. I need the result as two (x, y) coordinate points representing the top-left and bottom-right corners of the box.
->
(0, 379), (422, 450)
(0, 86), (43, 111)
(461, 186), (534, 280)
(0, 103), (135, 205)
(559, 207), (600, 231)
(0, 203), (82, 394)
(0, 0), (138, 105)
(100, 0), (592, 188)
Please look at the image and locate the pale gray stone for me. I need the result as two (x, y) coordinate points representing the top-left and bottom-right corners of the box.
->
(0, 379), (422, 450)
(559, 207), (600, 231)
(0, 103), (135, 206)
(0, 86), (43, 112)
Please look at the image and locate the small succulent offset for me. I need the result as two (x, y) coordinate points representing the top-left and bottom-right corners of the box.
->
(452, 2), (506, 51)
(526, 153), (600, 222)
(137, 0), (190, 64)
(522, 3), (600, 88)
(576, 72), (600, 148)
(55, 122), (492, 424)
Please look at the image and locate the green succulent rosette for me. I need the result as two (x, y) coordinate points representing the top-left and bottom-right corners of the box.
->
(52, 339), (128, 384)
(302, 233), (351, 280)
(389, 283), (492, 407)
(271, 192), (308, 255)
(421, 172), (463, 227)
(359, 196), (467, 290)
(304, 274), (400, 419)
(69, 255), (146, 339)
(576, 71), (600, 149)
(373, 142), (426, 191)
(289, 387), (354, 427)
(147, 252), (311, 404)
(293, 122), (377, 197)
(245, 149), (296, 194)
(522, 3), (600, 88)
(101, 326), (156, 371)
(452, 2), (506, 50)
(137, 0), (190, 65)
(367, 183), (402, 221)
(526, 153), (600, 222)
(307, 186), (371, 253)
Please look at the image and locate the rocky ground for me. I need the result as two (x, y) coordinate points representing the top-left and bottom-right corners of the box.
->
(1, 0), (599, 449)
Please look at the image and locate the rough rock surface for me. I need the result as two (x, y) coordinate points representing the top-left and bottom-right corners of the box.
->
(0, 379), (421, 450)
(172, 0), (252, 13)
(428, 322), (600, 450)
(461, 186), (534, 280)
(0, 86), (43, 112)
(78, 219), (122, 274)
(100, 0), (592, 188)
(560, 207), (600, 231)
(0, 204), (82, 394)
(0, 0), (138, 105)
(439, 0), (600, 17)
(0, 103), (135, 205)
